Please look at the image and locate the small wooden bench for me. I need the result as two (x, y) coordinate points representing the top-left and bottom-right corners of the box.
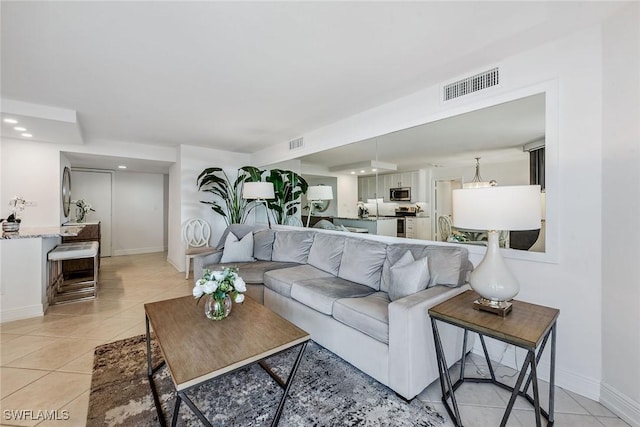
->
(48, 241), (99, 305)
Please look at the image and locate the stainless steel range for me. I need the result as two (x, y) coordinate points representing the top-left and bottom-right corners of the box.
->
(395, 206), (417, 238)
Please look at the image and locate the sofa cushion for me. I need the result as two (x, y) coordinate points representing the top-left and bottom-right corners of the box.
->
(216, 224), (261, 250)
(291, 277), (375, 315)
(220, 231), (255, 263)
(388, 251), (430, 301)
(263, 264), (334, 298)
(337, 238), (388, 290)
(381, 243), (472, 291)
(272, 230), (315, 263)
(307, 233), (346, 275)
(253, 229), (275, 261)
(333, 292), (390, 344)
(206, 260), (299, 284)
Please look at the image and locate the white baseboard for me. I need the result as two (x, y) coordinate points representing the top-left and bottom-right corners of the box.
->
(112, 246), (166, 256)
(0, 304), (44, 323)
(601, 382), (640, 427)
(472, 336), (601, 400)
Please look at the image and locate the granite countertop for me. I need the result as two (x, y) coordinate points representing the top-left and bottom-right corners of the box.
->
(1, 225), (84, 239)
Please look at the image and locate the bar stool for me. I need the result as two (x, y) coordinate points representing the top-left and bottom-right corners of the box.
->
(48, 241), (99, 305)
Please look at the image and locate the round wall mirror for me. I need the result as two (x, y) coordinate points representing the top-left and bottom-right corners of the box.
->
(312, 199), (331, 213)
(62, 166), (71, 217)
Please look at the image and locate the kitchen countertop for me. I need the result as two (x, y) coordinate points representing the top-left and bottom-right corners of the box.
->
(1, 225), (84, 239)
(333, 216), (397, 221)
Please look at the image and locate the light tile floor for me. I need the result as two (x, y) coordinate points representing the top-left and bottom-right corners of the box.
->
(0, 252), (630, 426)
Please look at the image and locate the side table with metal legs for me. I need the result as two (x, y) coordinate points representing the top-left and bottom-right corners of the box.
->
(428, 290), (559, 427)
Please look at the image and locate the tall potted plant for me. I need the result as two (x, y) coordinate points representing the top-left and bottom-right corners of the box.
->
(265, 169), (308, 225)
(197, 166), (263, 225)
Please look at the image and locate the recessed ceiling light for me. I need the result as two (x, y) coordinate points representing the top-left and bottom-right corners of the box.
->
(350, 171), (355, 174)
(360, 170), (365, 173)
(3, 118), (18, 124)
(371, 168), (377, 172)
(14, 126), (27, 131)
(21, 133), (33, 137)
(118, 165), (127, 169)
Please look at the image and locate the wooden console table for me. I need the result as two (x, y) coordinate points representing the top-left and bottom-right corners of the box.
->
(62, 222), (101, 280)
(428, 290), (559, 427)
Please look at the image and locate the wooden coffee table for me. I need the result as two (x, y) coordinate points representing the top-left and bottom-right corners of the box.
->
(144, 295), (310, 427)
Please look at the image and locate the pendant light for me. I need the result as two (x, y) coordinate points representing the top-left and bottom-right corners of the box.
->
(463, 157), (496, 188)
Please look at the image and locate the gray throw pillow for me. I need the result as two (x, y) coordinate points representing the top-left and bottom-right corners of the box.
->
(271, 230), (315, 263)
(381, 243), (471, 290)
(253, 229), (275, 261)
(337, 238), (387, 290)
(220, 232), (255, 263)
(216, 224), (258, 250)
(389, 251), (430, 301)
(426, 247), (467, 287)
(307, 233), (346, 275)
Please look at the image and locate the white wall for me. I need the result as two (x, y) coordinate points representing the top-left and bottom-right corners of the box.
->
(1, 139), (61, 226)
(252, 25), (608, 402)
(167, 145), (251, 272)
(0, 138), (176, 228)
(112, 171), (166, 255)
(167, 159), (182, 271)
(601, 3), (640, 425)
(336, 175), (358, 218)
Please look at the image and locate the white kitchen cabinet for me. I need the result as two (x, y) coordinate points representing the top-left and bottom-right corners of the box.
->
(367, 176), (378, 200)
(358, 176), (382, 201)
(405, 217), (417, 238)
(406, 217), (431, 240)
(361, 171), (423, 203)
(416, 217), (431, 240)
(383, 175), (392, 201)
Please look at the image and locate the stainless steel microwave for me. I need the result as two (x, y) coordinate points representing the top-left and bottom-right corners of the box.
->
(390, 187), (411, 201)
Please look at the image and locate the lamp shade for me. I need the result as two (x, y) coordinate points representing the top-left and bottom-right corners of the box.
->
(453, 185), (541, 231)
(306, 185), (333, 201)
(242, 182), (275, 200)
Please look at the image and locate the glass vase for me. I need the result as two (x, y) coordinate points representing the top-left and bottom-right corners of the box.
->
(204, 294), (232, 320)
(76, 207), (86, 223)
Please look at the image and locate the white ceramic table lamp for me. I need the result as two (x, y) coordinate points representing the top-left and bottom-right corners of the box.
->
(242, 182), (275, 227)
(452, 185), (541, 314)
(306, 185), (333, 227)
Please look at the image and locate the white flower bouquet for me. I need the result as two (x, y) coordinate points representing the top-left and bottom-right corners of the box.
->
(193, 267), (246, 319)
(72, 199), (95, 222)
(193, 267), (247, 302)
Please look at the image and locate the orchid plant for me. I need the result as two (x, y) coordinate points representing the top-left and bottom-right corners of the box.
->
(2, 195), (29, 223)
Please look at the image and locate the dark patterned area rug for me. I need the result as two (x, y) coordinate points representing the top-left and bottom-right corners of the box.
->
(87, 335), (444, 426)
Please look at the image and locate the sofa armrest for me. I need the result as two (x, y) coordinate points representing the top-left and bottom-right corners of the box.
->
(388, 284), (471, 400)
(193, 250), (223, 280)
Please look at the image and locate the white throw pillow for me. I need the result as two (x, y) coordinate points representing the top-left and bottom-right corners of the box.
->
(220, 232), (255, 263)
(389, 250), (430, 301)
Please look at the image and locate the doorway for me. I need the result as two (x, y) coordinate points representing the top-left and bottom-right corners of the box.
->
(434, 178), (462, 242)
(71, 169), (113, 257)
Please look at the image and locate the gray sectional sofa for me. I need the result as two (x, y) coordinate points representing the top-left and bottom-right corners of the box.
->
(194, 224), (475, 400)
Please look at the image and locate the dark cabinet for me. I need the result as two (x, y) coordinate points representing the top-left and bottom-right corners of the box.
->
(62, 222), (101, 280)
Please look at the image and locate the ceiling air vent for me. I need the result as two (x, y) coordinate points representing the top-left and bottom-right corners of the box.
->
(443, 67), (499, 101)
(288, 137), (304, 151)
